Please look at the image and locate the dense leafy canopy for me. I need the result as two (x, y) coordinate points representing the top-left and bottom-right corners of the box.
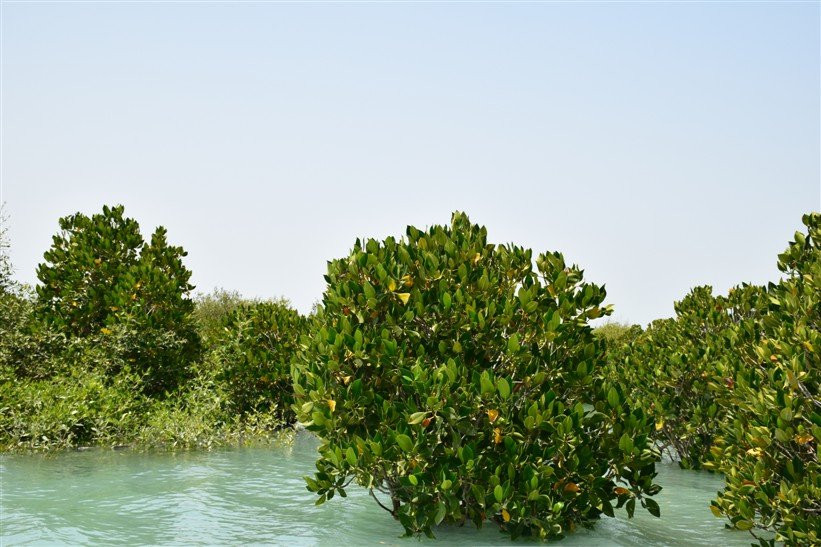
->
(707, 212), (820, 545)
(604, 213), (819, 544)
(605, 284), (766, 469)
(35, 205), (201, 394)
(3, 202), (818, 545)
(293, 212), (660, 539)
(214, 300), (305, 420)
(1, 207), (298, 451)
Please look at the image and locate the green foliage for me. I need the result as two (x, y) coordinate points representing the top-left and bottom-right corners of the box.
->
(132, 365), (294, 450)
(707, 213), (820, 545)
(0, 345), (292, 452)
(0, 210), (68, 381)
(605, 284), (765, 469)
(0, 365), (148, 451)
(0, 205), (12, 293)
(193, 288), (251, 348)
(0, 287), (68, 380)
(1, 207), (295, 452)
(7, 201), (817, 545)
(293, 212), (660, 540)
(213, 300), (305, 420)
(594, 321), (642, 351)
(35, 205), (201, 395)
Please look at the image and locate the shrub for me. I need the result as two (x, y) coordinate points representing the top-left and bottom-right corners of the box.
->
(707, 212), (820, 544)
(0, 287), (68, 381)
(35, 205), (201, 394)
(605, 284), (765, 469)
(134, 367), (293, 450)
(213, 300), (305, 420)
(0, 206), (12, 294)
(0, 365), (147, 451)
(0, 206), (295, 452)
(594, 321), (642, 351)
(0, 361), (292, 452)
(0, 213), (68, 380)
(193, 288), (250, 349)
(293, 212), (660, 540)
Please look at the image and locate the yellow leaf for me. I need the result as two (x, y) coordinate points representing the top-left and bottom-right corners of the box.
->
(100, 328), (112, 335)
(563, 482), (580, 493)
(473, 253), (481, 265)
(746, 447), (762, 457)
(795, 433), (813, 444)
(487, 409), (499, 423)
(655, 419), (664, 431)
(710, 505), (723, 518)
(387, 279), (397, 292)
(401, 274), (413, 287)
(328, 399), (336, 413)
(493, 427), (502, 444)
(397, 293), (410, 305)
(341, 375), (352, 385)
(501, 509), (510, 522)
(94, 258), (102, 265)
(110, 306), (119, 312)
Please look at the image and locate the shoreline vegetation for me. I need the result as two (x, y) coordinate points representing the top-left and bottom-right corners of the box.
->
(0, 205), (817, 545)
(0, 206), (303, 453)
(0, 285), (299, 453)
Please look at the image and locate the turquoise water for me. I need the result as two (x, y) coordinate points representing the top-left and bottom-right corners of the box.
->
(1, 432), (756, 546)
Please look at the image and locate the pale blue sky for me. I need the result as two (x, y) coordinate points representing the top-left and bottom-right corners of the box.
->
(2, 1), (819, 325)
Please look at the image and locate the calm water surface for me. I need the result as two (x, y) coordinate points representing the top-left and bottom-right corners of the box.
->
(1, 432), (755, 546)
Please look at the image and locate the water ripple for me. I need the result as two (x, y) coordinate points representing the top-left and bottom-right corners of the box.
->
(1, 433), (755, 546)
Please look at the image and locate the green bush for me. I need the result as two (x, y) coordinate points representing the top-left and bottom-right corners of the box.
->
(594, 321), (642, 351)
(134, 366), (293, 450)
(213, 300), (305, 420)
(0, 343), (292, 452)
(605, 284), (765, 469)
(707, 213), (820, 545)
(0, 213), (64, 381)
(0, 287), (68, 381)
(293, 212), (660, 540)
(36, 205), (201, 395)
(0, 365), (147, 451)
(0, 206), (294, 452)
(193, 288), (251, 349)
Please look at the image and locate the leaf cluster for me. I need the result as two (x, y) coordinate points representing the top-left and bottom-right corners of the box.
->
(293, 212), (660, 539)
(35, 205), (201, 395)
(707, 212), (820, 545)
(212, 299), (305, 420)
(605, 284), (766, 469)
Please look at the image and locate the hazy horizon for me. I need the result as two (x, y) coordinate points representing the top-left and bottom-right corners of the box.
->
(2, 2), (819, 325)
